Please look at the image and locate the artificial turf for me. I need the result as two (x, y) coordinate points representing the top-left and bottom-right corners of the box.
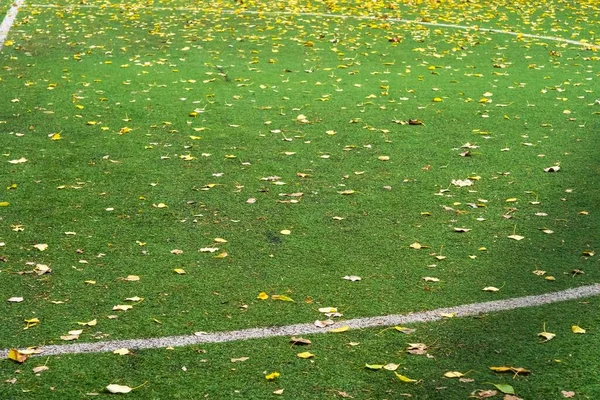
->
(0, 0), (599, 397)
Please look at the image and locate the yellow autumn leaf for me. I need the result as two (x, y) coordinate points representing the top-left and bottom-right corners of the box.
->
(257, 292), (269, 300)
(23, 318), (39, 329)
(490, 366), (511, 372)
(113, 305), (133, 311)
(7, 349), (28, 363)
(365, 364), (384, 370)
(173, 268), (186, 275)
(214, 252), (228, 259)
(444, 371), (464, 378)
(328, 326), (350, 333)
(538, 331), (556, 342)
(113, 348), (131, 355)
(297, 351), (315, 359)
(271, 294), (294, 302)
(482, 286), (500, 292)
(0, 202), (9, 207)
(572, 325), (586, 334)
(77, 319), (97, 327)
(265, 372), (280, 380)
(394, 372), (417, 383)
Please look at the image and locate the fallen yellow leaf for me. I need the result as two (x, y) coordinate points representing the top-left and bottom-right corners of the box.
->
(257, 292), (269, 300)
(572, 325), (586, 334)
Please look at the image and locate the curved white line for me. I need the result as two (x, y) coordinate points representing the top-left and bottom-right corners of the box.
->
(2, 284), (599, 357)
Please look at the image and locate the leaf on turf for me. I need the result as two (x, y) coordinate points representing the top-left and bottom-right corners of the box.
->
(231, 357), (249, 363)
(257, 292), (269, 300)
(34, 264), (51, 275)
(451, 179), (473, 187)
(444, 371), (464, 378)
(113, 305), (133, 311)
(394, 326), (416, 334)
(297, 351), (315, 359)
(106, 384), (132, 394)
(440, 313), (456, 318)
(273, 389), (284, 395)
(343, 275), (361, 281)
(113, 348), (131, 355)
(422, 277), (440, 282)
(454, 227), (471, 233)
(544, 165), (560, 172)
(483, 287), (500, 292)
(406, 343), (428, 355)
(7, 349), (28, 363)
(365, 364), (384, 370)
(23, 318), (39, 330)
(394, 372), (417, 383)
(490, 366), (531, 375)
(265, 372), (280, 380)
(78, 319), (97, 326)
(472, 390), (498, 398)
(318, 307), (337, 313)
(122, 275), (140, 282)
(383, 363), (399, 371)
(7, 297), (24, 303)
(290, 337), (311, 345)
(507, 235), (525, 241)
(491, 383), (515, 394)
(32, 365), (49, 374)
(572, 325), (586, 334)
(538, 330), (556, 342)
(33, 243), (48, 251)
(328, 326), (350, 333)
(561, 391), (575, 398)
(314, 319), (334, 328)
(271, 295), (294, 302)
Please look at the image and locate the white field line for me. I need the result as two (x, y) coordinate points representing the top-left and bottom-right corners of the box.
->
(27, 4), (600, 50)
(2, 284), (600, 358)
(0, 0), (25, 51)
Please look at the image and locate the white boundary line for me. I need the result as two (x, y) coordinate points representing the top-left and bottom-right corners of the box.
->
(0, 0), (25, 51)
(2, 284), (599, 358)
(26, 4), (600, 49)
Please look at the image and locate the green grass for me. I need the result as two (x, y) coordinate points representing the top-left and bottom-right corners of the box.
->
(2, 298), (600, 399)
(0, 0), (599, 397)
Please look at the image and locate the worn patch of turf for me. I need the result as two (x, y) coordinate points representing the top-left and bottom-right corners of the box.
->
(2, 298), (600, 399)
(0, 0), (598, 361)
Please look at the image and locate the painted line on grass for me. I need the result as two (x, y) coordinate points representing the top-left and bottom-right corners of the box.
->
(2, 284), (600, 358)
(0, 0), (25, 51)
(26, 4), (600, 50)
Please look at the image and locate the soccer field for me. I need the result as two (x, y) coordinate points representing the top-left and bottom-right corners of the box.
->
(1, 0), (599, 398)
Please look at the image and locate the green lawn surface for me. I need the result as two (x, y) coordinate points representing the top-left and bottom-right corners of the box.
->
(0, 0), (599, 397)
